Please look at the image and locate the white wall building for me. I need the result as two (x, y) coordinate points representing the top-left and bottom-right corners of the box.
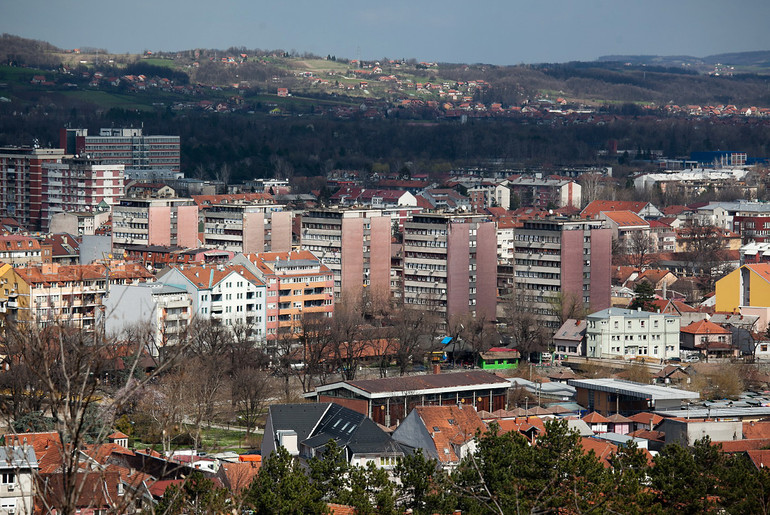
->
(586, 307), (680, 360)
(0, 446), (38, 515)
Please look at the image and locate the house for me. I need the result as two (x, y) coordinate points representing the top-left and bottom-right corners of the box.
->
(680, 319), (735, 359)
(308, 370), (511, 426)
(392, 405), (487, 470)
(582, 412), (610, 434)
(552, 319), (587, 357)
(654, 365), (691, 385)
(477, 348), (520, 370)
(262, 403), (405, 470)
(0, 446), (38, 515)
(606, 413), (632, 435)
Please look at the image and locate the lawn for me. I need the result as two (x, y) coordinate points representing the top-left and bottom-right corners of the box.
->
(60, 90), (157, 110)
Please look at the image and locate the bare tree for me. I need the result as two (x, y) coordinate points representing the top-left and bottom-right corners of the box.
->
(625, 230), (654, 271)
(329, 299), (368, 381)
(385, 304), (441, 376)
(501, 294), (549, 363)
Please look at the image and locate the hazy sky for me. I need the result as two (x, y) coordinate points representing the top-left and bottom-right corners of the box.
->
(3, 1), (769, 65)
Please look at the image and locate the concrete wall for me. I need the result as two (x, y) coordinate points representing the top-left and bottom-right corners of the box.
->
(447, 223), (470, 320)
(662, 419), (742, 446)
(369, 215), (392, 300)
(243, 211), (265, 254)
(270, 211), (293, 253)
(476, 222), (497, 320)
(589, 228), (612, 311)
(176, 205), (199, 249)
(148, 206), (171, 246)
(341, 217), (364, 302)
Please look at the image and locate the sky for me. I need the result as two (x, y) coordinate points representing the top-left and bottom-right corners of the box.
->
(3, 0), (770, 65)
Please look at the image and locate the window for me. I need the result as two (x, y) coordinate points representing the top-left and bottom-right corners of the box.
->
(0, 472), (15, 484)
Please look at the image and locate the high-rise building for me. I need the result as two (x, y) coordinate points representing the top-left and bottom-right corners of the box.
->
(0, 147), (68, 230)
(111, 198), (198, 250)
(512, 218), (612, 329)
(60, 127), (181, 172)
(402, 214), (497, 322)
(300, 208), (392, 303)
(200, 202), (293, 254)
(41, 157), (124, 231)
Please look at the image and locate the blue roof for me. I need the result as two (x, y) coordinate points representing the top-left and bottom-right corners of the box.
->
(441, 337), (453, 345)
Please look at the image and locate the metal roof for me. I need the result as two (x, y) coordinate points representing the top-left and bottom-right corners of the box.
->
(568, 378), (700, 401)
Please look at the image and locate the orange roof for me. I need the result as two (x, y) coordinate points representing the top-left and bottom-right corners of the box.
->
(680, 319), (730, 335)
(495, 416), (546, 440)
(0, 235), (41, 252)
(580, 437), (617, 468)
(600, 210), (648, 227)
(582, 411), (610, 424)
(243, 250), (330, 276)
(745, 264), (770, 284)
(170, 263), (264, 289)
(718, 439), (770, 453)
(743, 421), (770, 440)
(582, 200), (650, 219)
(191, 193), (273, 206)
(747, 449), (770, 469)
(220, 462), (260, 493)
(636, 269), (672, 284)
(414, 405), (487, 463)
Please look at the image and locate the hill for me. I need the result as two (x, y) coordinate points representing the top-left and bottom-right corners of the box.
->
(598, 50), (770, 74)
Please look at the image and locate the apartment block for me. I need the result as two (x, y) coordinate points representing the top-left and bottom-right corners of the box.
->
(112, 197), (198, 250)
(41, 157), (124, 231)
(104, 283), (193, 356)
(60, 127), (181, 172)
(156, 263), (267, 344)
(507, 177), (581, 209)
(0, 147), (68, 230)
(200, 202), (293, 254)
(512, 218), (612, 329)
(586, 307), (680, 360)
(232, 250), (334, 343)
(300, 208), (392, 302)
(402, 214), (497, 322)
(14, 262), (153, 330)
(0, 235), (49, 266)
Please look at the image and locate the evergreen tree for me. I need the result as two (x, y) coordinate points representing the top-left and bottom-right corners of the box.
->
(629, 281), (658, 312)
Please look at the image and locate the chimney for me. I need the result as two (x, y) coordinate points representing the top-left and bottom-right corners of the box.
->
(432, 364), (441, 375)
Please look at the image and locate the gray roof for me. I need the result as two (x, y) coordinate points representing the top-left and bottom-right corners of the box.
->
(710, 313), (759, 329)
(509, 377), (576, 398)
(267, 403), (331, 443)
(565, 418), (594, 436)
(593, 432), (647, 447)
(655, 406), (770, 419)
(588, 307), (674, 320)
(568, 378), (700, 401)
(553, 319), (586, 341)
(0, 446), (38, 469)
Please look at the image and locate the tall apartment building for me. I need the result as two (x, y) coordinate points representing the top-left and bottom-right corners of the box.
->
(112, 198), (198, 250)
(232, 251), (334, 345)
(512, 218), (612, 329)
(41, 157), (124, 231)
(401, 214), (497, 322)
(201, 203), (293, 254)
(300, 208), (392, 303)
(0, 147), (68, 230)
(60, 128), (181, 172)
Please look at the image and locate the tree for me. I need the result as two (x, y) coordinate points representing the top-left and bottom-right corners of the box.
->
(500, 293), (549, 362)
(385, 303), (440, 376)
(244, 446), (326, 514)
(628, 281), (657, 312)
(546, 291), (588, 326)
(329, 299), (367, 380)
(155, 470), (230, 514)
(395, 448), (448, 514)
(625, 230), (655, 271)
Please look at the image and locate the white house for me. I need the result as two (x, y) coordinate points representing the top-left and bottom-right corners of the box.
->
(586, 307), (680, 360)
(0, 446), (38, 515)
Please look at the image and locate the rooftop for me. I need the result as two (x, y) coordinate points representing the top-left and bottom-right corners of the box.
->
(568, 378), (700, 402)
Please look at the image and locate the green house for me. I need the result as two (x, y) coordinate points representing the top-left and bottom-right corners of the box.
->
(478, 349), (520, 370)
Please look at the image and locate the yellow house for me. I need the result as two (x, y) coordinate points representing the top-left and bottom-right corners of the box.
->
(715, 264), (770, 313)
(0, 262), (31, 326)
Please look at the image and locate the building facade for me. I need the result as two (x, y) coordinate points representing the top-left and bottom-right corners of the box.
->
(60, 127), (181, 172)
(300, 208), (392, 303)
(112, 197), (198, 250)
(401, 214), (497, 322)
(41, 157), (124, 231)
(585, 307), (680, 360)
(512, 218), (612, 329)
(201, 203), (293, 254)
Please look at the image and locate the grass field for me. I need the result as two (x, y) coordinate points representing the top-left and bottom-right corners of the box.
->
(60, 90), (157, 110)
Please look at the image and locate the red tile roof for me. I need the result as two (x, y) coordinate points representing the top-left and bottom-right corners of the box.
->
(601, 210), (648, 227)
(413, 405), (487, 463)
(582, 412), (610, 424)
(680, 319), (731, 335)
(582, 200), (650, 219)
(743, 421), (770, 440)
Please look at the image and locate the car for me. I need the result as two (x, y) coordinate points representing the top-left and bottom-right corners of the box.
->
(685, 354), (701, 362)
(667, 357), (682, 363)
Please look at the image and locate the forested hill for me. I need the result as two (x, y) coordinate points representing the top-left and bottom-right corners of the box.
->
(2, 33), (770, 108)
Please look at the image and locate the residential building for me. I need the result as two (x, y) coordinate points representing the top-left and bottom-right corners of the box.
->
(14, 261), (154, 330)
(511, 218), (612, 329)
(104, 282), (193, 356)
(0, 146), (68, 230)
(715, 264), (770, 316)
(402, 213), (497, 322)
(262, 403), (405, 469)
(598, 211), (649, 249)
(0, 235), (48, 266)
(49, 210), (111, 236)
(0, 446), (38, 515)
(507, 176), (581, 209)
(467, 182), (511, 211)
(477, 348), (520, 370)
(111, 197), (198, 250)
(60, 127), (181, 172)
(300, 208), (392, 302)
(309, 370), (511, 426)
(200, 202), (293, 254)
(680, 319), (736, 359)
(392, 405), (487, 470)
(122, 245), (233, 272)
(0, 263), (31, 326)
(585, 307), (680, 360)
(156, 263), (267, 344)
(230, 250), (334, 342)
(553, 319), (587, 357)
(416, 189), (471, 212)
(569, 378), (699, 415)
(41, 157), (124, 230)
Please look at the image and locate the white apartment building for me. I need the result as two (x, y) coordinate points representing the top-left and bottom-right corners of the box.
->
(156, 263), (267, 344)
(586, 307), (680, 360)
(0, 446), (38, 515)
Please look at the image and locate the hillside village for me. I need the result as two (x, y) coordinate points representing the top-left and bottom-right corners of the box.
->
(1, 122), (770, 511)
